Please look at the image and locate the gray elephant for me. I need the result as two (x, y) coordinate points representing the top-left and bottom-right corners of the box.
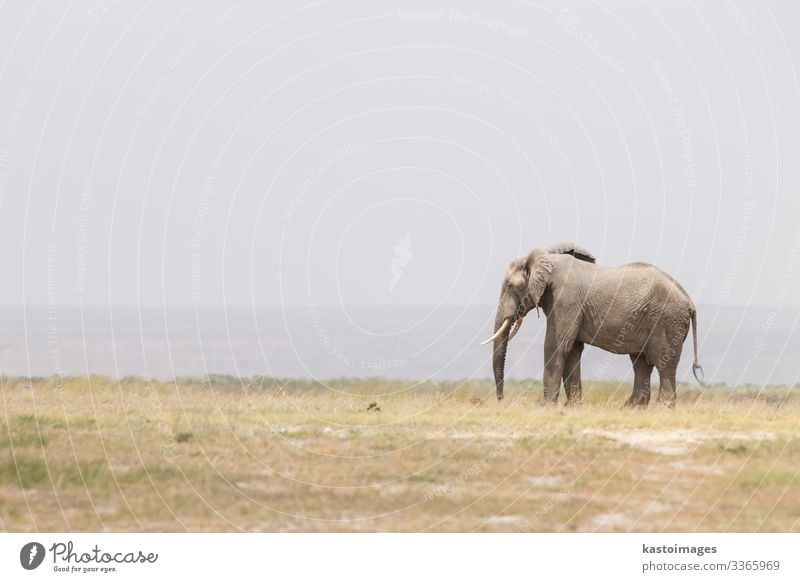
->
(481, 243), (704, 407)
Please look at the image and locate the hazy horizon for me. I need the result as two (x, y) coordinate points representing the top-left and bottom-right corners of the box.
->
(1, 303), (797, 387)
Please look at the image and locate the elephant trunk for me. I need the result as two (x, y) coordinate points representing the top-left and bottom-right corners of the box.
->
(492, 308), (510, 401)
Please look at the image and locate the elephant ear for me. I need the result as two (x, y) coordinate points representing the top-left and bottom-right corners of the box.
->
(547, 242), (596, 264)
(526, 249), (553, 308)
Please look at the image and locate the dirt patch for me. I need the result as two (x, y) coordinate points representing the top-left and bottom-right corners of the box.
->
(449, 430), (521, 441)
(583, 429), (775, 456)
(592, 512), (634, 530)
(526, 475), (571, 488)
(322, 427), (349, 439)
(485, 515), (526, 526)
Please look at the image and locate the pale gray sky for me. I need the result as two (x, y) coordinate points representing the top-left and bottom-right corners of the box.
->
(1, 0), (798, 310)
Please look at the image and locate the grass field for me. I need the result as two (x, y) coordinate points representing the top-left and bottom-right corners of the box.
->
(1, 376), (799, 532)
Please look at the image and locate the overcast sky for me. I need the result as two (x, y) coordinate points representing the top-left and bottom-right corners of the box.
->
(0, 0), (798, 309)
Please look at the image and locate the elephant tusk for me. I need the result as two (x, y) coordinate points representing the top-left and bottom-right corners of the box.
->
(507, 317), (524, 341)
(480, 318), (511, 345)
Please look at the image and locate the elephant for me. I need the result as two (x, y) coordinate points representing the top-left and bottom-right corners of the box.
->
(481, 243), (704, 407)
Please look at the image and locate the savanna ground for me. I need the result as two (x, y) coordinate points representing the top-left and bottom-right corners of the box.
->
(1, 376), (799, 532)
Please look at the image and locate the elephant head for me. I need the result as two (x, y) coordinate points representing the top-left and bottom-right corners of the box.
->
(482, 243), (595, 400)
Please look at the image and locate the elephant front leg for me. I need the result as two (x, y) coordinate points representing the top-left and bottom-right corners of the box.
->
(563, 342), (584, 406)
(542, 326), (567, 404)
(624, 354), (653, 408)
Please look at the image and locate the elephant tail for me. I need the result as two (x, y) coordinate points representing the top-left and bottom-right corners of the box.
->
(690, 309), (706, 386)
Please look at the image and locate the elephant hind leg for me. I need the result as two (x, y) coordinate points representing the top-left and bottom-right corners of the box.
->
(624, 354), (653, 408)
(563, 342), (584, 406)
(656, 366), (678, 408)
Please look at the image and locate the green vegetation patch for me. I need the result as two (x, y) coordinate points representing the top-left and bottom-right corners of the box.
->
(118, 465), (184, 484)
(0, 414), (54, 449)
(175, 431), (195, 443)
(737, 468), (799, 489)
(0, 457), (50, 487)
(0, 456), (113, 489)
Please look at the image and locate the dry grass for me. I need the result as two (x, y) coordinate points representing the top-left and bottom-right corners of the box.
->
(1, 376), (799, 532)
